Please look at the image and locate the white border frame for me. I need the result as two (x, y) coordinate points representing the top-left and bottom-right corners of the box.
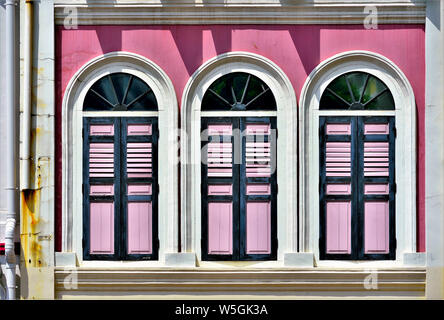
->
(180, 52), (297, 267)
(299, 50), (417, 267)
(61, 51), (179, 265)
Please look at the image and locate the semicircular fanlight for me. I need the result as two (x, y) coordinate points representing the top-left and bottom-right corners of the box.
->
(202, 72), (276, 111)
(319, 71), (395, 110)
(83, 72), (158, 111)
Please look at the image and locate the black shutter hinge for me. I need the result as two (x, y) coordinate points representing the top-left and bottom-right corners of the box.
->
(82, 183), (84, 195)
(155, 238), (160, 250)
(394, 127), (397, 138)
(157, 183), (160, 195)
(82, 238), (85, 249)
(394, 183), (397, 194)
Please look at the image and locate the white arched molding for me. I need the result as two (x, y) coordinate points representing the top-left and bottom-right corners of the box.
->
(181, 52), (297, 266)
(62, 52), (179, 265)
(299, 50), (417, 266)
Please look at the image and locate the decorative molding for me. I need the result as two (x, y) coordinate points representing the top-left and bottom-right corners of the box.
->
(54, 0), (426, 25)
(54, 267), (426, 299)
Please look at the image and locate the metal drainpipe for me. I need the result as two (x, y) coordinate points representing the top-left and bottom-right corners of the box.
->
(23, 0), (33, 190)
(4, 0), (18, 300)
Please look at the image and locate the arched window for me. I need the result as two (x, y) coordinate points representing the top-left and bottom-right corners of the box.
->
(181, 52), (297, 265)
(299, 51), (417, 265)
(82, 72), (159, 261)
(318, 71), (396, 260)
(200, 72), (277, 261)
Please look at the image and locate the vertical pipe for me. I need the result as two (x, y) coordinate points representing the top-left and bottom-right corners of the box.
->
(23, 1), (33, 190)
(4, 0), (18, 301)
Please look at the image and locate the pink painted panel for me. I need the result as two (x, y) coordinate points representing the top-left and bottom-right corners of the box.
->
(326, 184), (351, 195)
(246, 184), (271, 195)
(128, 184), (152, 195)
(364, 201), (389, 254)
(127, 202), (152, 254)
(127, 124), (152, 136)
(245, 124), (271, 135)
(89, 202), (114, 254)
(326, 201), (351, 254)
(208, 184), (232, 196)
(90, 124), (114, 136)
(246, 202), (271, 254)
(365, 184), (390, 195)
(208, 202), (233, 255)
(90, 185), (114, 196)
(326, 124), (351, 135)
(364, 124), (389, 135)
(208, 124), (232, 136)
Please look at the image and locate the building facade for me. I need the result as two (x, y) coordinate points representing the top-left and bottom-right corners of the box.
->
(0, 0), (443, 299)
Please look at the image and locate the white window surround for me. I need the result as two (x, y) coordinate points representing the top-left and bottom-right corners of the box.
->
(299, 50), (417, 267)
(180, 51), (298, 267)
(61, 51), (179, 266)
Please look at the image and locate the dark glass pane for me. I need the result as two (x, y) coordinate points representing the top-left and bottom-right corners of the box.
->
(201, 72), (276, 111)
(83, 72), (158, 111)
(110, 73), (130, 105)
(124, 76), (149, 106)
(361, 76), (387, 104)
(319, 90), (350, 110)
(201, 90), (231, 111)
(347, 72), (368, 102)
(90, 76), (118, 107)
(365, 90), (395, 110)
(83, 90), (114, 111)
(327, 75), (353, 104)
(128, 90), (158, 111)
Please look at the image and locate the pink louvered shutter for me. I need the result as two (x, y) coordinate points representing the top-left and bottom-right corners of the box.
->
(124, 119), (157, 257)
(85, 120), (117, 257)
(203, 122), (234, 257)
(361, 119), (394, 256)
(320, 118), (353, 257)
(241, 119), (276, 259)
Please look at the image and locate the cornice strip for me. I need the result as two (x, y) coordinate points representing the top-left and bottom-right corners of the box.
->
(54, 2), (426, 25)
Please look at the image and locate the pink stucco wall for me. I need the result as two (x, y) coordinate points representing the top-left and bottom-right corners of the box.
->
(55, 25), (425, 252)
